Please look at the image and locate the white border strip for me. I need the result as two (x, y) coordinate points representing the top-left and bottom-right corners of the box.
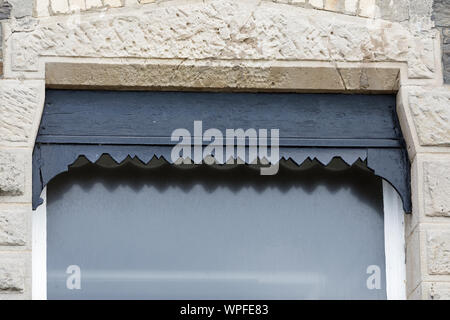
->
(32, 183), (406, 300)
(32, 187), (47, 300)
(383, 180), (406, 300)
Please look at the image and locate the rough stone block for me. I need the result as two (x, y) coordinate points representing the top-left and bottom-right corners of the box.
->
(0, 150), (25, 197)
(424, 161), (450, 217)
(0, 24), (2, 63)
(8, 0), (33, 18)
(34, 0), (50, 17)
(85, 0), (102, 9)
(309, 0), (323, 9)
(425, 282), (450, 300)
(406, 227), (423, 296)
(0, 0), (12, 19)
(375, 0), (409, 22)
(7, 0), (436, 80)
(68, 0), (85, 11)
(426, 230), (450, 275)
(411, 0), (433, 19)
(444, 41), (450, 84)
(433, 0), (450, 84)
(408, 89), (450, 146)
(344, 0), (357, 14)
(324, 0), (344, 12)
(0, 207), (27, 246)
(443, 28), (450, 44)
(104, 0), (122, 7)
(0, 81), (41, 146)
(0, 257), (24, 293)
(432, 0), (450, 28)
(50, 0), (69, 14)
(359, 0), (376, 18)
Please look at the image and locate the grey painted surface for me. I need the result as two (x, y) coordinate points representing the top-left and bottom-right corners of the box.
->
(32, 144), (412, 213)
(0, 1), (11, 19)
(40, 91), (400, 140)
(7, 0), (32, 18)
(0, 0), (32, 66)
(433, 0), (450, 83)
(443, 29), (450, 84)
(47, 162), (386, 300)
(376, 0), (409, 22)
(0, 0), (11, 63)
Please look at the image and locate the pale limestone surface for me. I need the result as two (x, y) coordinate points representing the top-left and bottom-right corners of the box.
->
(43, 60), (402, 92)
(309, 0), (323, 9)
(409, 89), (450, 146)
(426, 282), (450, 300)
(0, 258), (24, 293)
(427, 230), (450, 275)
(344, 0), (357, 14)
(7, 0), (436, 80)
(424, 162), (450, 217)
(104, 0), (122, 7)
(0, 151), (24, 197)
(68, 0), (86, 11)
(410, 281), (450, 300)
(0, 81), (41, 146)
(0, 208), (26, 246)
(50, 0), (69, 14)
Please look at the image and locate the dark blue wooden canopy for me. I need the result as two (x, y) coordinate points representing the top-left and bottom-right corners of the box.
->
(32, 90), (411, 212)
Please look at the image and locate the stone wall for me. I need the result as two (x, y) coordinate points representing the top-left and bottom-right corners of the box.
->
(0, 0), (11, 72)
(0, 0), (445, 83)
(0, 0), (449, 300)
(30, 0), (429, 23)
(0, 0), (33, 76)
(433, 0), (450, 83)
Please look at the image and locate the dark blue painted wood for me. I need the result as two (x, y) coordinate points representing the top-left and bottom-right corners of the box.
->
(40, 90), (400, 143)
(32, 90), (410, 213)
(35, 136), (403, 147)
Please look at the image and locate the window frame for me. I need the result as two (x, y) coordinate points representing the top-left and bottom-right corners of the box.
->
(32, 181), (406, 300)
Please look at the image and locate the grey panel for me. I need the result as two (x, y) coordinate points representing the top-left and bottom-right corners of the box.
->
(40, 91), (399, 141)
(47, 163), (386, 300)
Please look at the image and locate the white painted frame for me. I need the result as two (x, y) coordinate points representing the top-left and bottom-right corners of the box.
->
(32, 181), (406, 300)
(32, 187), (47, 300)
(382, 180), (407, 300)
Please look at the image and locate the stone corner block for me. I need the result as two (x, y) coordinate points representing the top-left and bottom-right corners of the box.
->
(426, 229), (450, 275)
(407, 225), (450, 297)
(406, 226), (424, 295)
(50, 0), (70, 14)
(408, 88), (450, 147)
(0, 205), (30, 247)
(0, 148), (31, 202)
(0, 254), (26, 295)
(0, 150), (25, 197)
(0, 80), (45, 147)
(423, 161), (450, 217)
(8, 0), (33, 18)
(423, 282), (450, 300)
(104, 0), (123, 8)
